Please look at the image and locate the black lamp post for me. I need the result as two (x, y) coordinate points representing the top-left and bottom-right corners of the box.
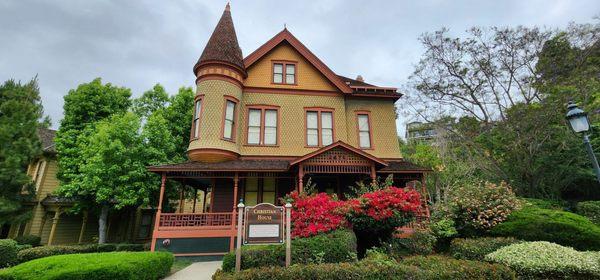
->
(566, 101), (600, 183)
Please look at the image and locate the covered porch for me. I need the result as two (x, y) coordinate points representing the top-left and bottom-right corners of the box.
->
(148, 142), (430, 258)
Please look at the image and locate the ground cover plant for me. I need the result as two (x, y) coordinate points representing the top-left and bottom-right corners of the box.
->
(576, 200), (600, 225)
(0, 251), (173, 280)
(486, 241), (600, 279)
(490, 204), (600, 250)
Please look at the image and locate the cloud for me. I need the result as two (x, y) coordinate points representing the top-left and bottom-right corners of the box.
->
(0, 0), (597, 138)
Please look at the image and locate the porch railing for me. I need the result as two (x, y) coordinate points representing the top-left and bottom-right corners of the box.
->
(158, 212), (235, 230)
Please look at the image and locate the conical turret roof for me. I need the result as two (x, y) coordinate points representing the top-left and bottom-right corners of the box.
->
(194, 3), (245, 76)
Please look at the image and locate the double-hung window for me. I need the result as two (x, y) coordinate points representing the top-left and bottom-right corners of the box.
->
(222, 98), (238, 141)
(244, 177), (277, 207)
(273, 61), (296, 85)
(191, 96), (203, 139)
(305, 109), (334, 147)
(357, 112), (372, 149)
(246, 106), (279, 146)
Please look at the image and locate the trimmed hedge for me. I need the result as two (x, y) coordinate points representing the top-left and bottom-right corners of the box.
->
(522, 198), (566, 210)
(0, 240), (19, 268)
(214, 255), (515, 280)
(388, 231), (437, 257)
(222, 230), (357, 272)
(450, 237), (521, 261)
(576, 201), (600, 225)
(12, 235), (41, 247)
(0, 252), (173, 280)
(17, 243), (146, 263)
(490, 205), (600, 250)
(486, 241), (600, 279)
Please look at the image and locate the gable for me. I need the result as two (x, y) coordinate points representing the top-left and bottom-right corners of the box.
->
(244, 42), (339, 92)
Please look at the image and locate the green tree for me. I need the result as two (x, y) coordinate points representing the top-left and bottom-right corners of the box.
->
(0, 78), (47, 224)
(55, 78), (132, 186)
(132, 84), (169, 119)
(159, 87), (194, 160)
(59, 112), (174, 243)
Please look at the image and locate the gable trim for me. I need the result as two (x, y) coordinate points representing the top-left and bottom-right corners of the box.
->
(243, 29), (353, 94)
(290, 141), (388, 166)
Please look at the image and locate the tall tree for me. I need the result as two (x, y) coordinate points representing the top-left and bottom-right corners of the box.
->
(0, 78), (47, 224)
(55, 78), (131, 185)
(132, 84), (169, 120)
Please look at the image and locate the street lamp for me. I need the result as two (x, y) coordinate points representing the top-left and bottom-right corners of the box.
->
(566, 101), (600, 183)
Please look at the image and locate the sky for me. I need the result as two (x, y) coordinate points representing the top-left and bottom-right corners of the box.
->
(1, 0), (598, 137)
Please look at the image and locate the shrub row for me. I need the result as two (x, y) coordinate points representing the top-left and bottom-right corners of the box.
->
(486, 241), (600, 279)
(221, 229), (357, 272)
(490, 205), (600, 250)
(214, 255), (515, 280)
(387, 230), (437, 257)
(12, 235), (41, 247)
(450, 237), (521, 261)
(0, 252), (173, 280)
(576, 200), (600, 225)
(17, 243), (145, 263)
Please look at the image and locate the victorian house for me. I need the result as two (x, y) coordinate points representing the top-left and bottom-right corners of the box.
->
(149, 4), (429, 259)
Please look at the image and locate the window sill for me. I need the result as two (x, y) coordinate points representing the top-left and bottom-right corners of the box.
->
(221, 137), (236, 143)
(243, 144), (280, 147)
(270, 82), (298, 86)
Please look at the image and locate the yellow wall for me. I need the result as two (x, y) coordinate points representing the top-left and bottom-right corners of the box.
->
(244, 42), (338, 92)
(344, 99), (402, 158)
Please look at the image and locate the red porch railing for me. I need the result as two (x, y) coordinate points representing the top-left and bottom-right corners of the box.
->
(158, 212), (235, 230)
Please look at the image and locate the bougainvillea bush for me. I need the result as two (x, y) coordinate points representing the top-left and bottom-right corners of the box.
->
(287, 191), (351, 238)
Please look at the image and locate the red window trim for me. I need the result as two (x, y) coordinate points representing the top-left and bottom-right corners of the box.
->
(220, 95), (239, 142)
(271, 60), (298, 85)
(190, 94), (205, 141)
(355, 110), (374, 150)
(304, 107), (335, 147)
(244, 104), (281, 147)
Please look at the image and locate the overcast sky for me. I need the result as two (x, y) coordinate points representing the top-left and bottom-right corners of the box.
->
(1, 0), (598, 137)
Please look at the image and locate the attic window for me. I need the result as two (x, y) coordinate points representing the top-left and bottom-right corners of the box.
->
(273, 61), (296, 85)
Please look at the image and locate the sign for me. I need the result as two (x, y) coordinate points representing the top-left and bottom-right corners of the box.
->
(243, 203), (284, 245)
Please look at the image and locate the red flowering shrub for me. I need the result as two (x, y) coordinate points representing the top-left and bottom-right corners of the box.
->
(288, 191), (350, 238)
(349, 187), (422, 256)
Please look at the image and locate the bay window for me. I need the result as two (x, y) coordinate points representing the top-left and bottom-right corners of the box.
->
(246, 106), (279, 146)
(305, 109), (334, 147)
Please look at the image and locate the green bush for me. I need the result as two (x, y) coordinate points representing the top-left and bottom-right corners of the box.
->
(490, 205), (600, 250)
(388, 230), (436, 257)
(523, 198), (566, 210)
(486, 241), (600, 279)
(0, 239), (19, 268)
(400, 255), (515, 280)
(450, 237), (521, 261)
(96, 243), (117, 252)
(12, 235), (41, 247)
(115, 243), (145, 251)
(15, 244), (32, 252)
(214, 255), (515, 280)
(0, 251), (173, 280)
(576, 201), (600, 225)
(222, 230), (357, 272)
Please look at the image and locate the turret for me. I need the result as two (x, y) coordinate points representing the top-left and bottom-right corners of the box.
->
(188, 3), (245, 162)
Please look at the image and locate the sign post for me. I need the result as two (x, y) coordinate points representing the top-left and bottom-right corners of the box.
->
(235, 202), (244, 273)
(235, 202), (291, 273)
(285, 203), (292, 267)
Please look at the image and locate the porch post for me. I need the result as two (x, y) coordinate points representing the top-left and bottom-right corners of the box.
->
(192, 188), (198, 213)
(232, 172), (239, 211)
(47, 208), (62, 246)
(370, 164), (377, 184)
(298, 164), (304, 193)
(38, 212), (48, 236)
(178, 187), (184, 213)
(78, 210), (88, 244)
(151, 172), (166, 251)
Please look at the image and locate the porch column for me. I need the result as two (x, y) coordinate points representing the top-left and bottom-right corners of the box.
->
(38, 212), (48, 236)
(192, 188), (198, 213)
(298, 164), (304, 193)
(77, 210), (89, 244)
(151, 173), (167, 251)
(47, 208), (62, 246)
(232, 173), (239, 211)
(370, 164), (377, 184)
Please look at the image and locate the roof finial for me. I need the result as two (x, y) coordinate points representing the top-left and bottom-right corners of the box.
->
(225, 2), (230, 12)
(284, 23), (287, 30)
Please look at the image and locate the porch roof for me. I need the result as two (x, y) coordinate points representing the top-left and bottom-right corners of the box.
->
(379, 160), (432, 173)
(147, 159), (290, 173)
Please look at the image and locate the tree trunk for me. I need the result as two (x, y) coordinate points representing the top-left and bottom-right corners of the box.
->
(98, 205), (109, 244)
